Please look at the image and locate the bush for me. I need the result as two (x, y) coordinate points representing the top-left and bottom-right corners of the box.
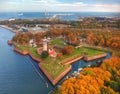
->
(82, 70), (94, 76)
(41, 51), (48, 58)
(57, 53), (63, 59)
(62, 45), (74, 55)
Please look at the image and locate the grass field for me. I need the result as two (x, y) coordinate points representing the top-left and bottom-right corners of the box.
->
(50, 38), (65, 47)
(14, 44), (29, 51)
(41, 57), (70, 79)
(41, 46), (105, 78)
(14, 44), (106, 79)
(77, 47), (105, 57)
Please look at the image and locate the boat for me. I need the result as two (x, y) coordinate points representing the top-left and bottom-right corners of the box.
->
(9, 18), (15, 21)
(18, 13), (23, 16)
(96, 60), (102, 66)
(8, 40), (13, 45)
(78, 68), (83, 72)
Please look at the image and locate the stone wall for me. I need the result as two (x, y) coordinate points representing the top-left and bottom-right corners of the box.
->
(14, 47), (107, 85)
(29, 53), (42, 62)
(39, 64), (72, 85)
(84, 53), (107, 61)
(62, 56), (84, 65)
(0, 25), (17, 33)
(14, 48), (29, 55)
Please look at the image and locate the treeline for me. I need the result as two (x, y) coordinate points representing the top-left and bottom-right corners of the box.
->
(13, 28), (120, 56)
(0, 18), (120, 29)
(71, 19), (120, 29)
(87, 31), (120, 50)
(52, 57), (120, 94)
(0, 19), (70, 26)
(47, 28), (120, 51)
(13, 32), (45, 46)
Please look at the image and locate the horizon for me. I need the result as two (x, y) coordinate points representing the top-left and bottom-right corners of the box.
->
(0, 0), (120, 12)
(0, 11), (120, 13)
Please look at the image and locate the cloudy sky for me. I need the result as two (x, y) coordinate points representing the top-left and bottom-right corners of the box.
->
(0, 0), (120, 12)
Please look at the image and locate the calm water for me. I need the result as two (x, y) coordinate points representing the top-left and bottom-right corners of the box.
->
(0, 27), (111, 94)
(0, 27), (54, 94)
(0, 12), (120, 20)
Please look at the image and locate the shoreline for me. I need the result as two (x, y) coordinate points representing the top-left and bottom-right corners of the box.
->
(14, 48), (42, 62)
(39, 64), (72, 85)
(62, 56), (84, 65)
(84, 53), (107, 61)
(14, 47), (71, 85)
(14, 47), (107, 85)
(2, 25), (107, 85)
(0, 25), (17, 33)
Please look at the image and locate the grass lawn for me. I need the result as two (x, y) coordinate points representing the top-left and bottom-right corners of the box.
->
(14, 44), (29, 51)
(29, 47), (41, 59)
(77, 47), (105, 57)
(50, 38), (65, 47)
(41, 47), (105, 78)
(41, 57), (70, 79)
(51, 46), (105, 64)
(15, 44), (41, 59)
(14, 44), (106, 79)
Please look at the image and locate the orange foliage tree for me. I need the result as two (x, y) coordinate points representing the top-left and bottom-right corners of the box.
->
(59, 68), (112, 94)
(62, 45), (74, 55)
(100, 57), (120, 93)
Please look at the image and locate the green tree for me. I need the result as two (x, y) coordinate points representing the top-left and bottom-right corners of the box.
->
(41, 51), (48, 58)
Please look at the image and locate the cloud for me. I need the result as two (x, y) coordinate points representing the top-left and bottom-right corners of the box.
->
(88, 4), (120, 12)
(54, 2), (87, 7)
(31, 0), (58, 3)
(0, 0), (120, 12)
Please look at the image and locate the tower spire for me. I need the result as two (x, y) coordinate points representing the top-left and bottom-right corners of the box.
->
(45, 9), (48, 18)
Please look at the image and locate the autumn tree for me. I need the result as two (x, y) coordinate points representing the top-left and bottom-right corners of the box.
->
(100, 57), (120, 92)
(57, 53), (63, 59)
(62, 45), (74, 55)
(57, 67), (112, 94)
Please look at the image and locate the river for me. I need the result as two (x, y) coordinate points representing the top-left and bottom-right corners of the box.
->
(0, 27), (111, 94)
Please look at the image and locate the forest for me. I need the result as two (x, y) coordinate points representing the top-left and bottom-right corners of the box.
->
(13, 27), (120, 56)
(52, 57), (120, 94)
(0, 17), (120, 29)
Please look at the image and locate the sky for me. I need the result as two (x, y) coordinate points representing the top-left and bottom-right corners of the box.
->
(0, 0), (120, 12)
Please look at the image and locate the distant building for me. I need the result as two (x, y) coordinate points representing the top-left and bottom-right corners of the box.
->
(22, 28), (28, 32)
(48, 47), (57, 57)
(29, 39), (37, 47)
(78, 37), (88, 44)
(95, 17), (105, 21)
(53, 24), (71, 28)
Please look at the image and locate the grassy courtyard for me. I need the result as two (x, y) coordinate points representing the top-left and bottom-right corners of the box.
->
(15, 43), (106, 79)
(49, 38), (65, 47)
(41, 46), (105, 78)
(41, 57), (70, 79)
(76, 47), (105, 57)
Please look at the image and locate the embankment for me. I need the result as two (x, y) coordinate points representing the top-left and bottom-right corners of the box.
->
(84, 53), (107, 61)
(0, 25), (17, 33)
(14, 47), (71, 85)
(14, 48), (42, 62)
(62, 56), (84, 65)
(14, 47), (107, 85)
(39, 64), (72, 85)
(14, 48), (29, 55)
